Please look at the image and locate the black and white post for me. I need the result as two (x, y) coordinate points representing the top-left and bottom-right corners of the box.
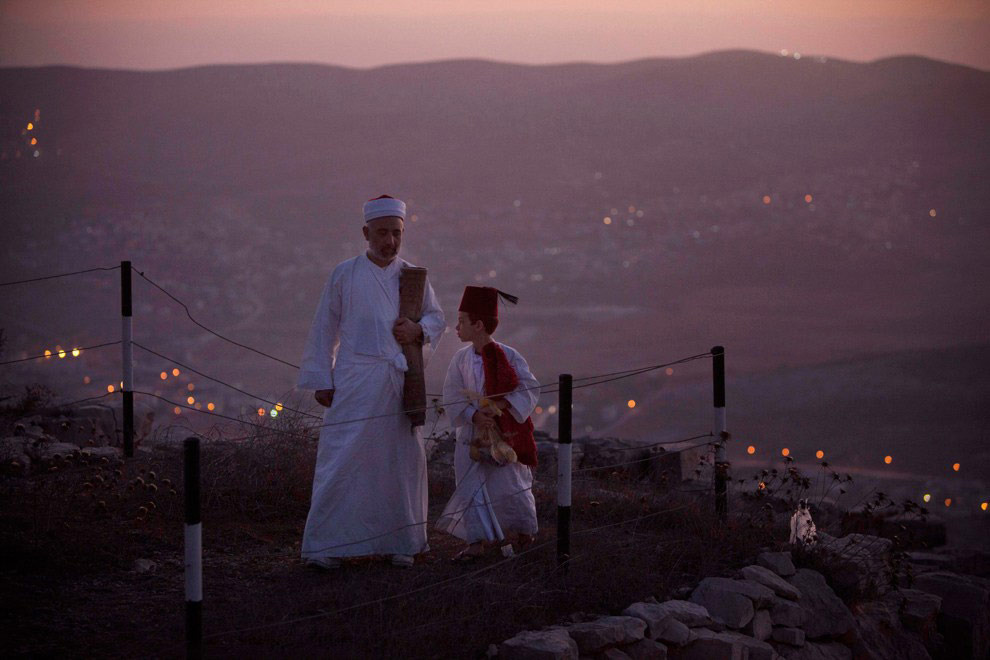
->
(121, 260), (134, 458)
(556, 373), (573, 569)
(184, 437), (203, 654)
(712, 346), (728, 521)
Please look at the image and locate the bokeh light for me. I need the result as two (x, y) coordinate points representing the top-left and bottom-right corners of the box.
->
(257, 408), (265, 417)
(781, 448), (790, 457)
(762, 195), (771, 205)
(884, 455), (892, 464)
(172, 368), (180, 377)
(804, 194), (813, 203)
(816, 450), (825, 459)
(944, 498), (952, 507)
(952, 463), (960, 472)
(627, 399), (636, 409)
(923, 493), (931, 503)
(107, 384), (115, 393)
(747, 446), (756, 455)
(207, 402), (215, 411)
(160, 372), (167, 380)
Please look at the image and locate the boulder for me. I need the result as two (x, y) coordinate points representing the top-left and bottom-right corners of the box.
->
(567, 616), (646, 654)
(622, 601), (712, 639)
(738, 565), (802, 601)
(769, 597), (806, 628)
(850, 599), (930, 660)
(897, 588), (941, 636)
(816, 533), (894, 595)
(80, 446), (122, 462)
(777, 641), (851, 660)
(623, 639), (668, 660)
(757, 551), (796, 577)
(772, 627), (806, 647)
(0, 437), (32, 474)
(689, 582), (755, 630)
(600, 649), (633, 660)
(718, 631), (776, 660)
(500, 629), (579, 660)
(912, 571), (990, 660)
(670, 628), (743, 660)
(743, 609), (772, 642)
(652, 618), (690, 646)
(786, 570), (853, 639)
(696, 578), (775, 608)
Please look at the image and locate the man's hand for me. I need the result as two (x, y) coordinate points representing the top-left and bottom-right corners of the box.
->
(315, 389), (335, 408)
(472, 407), (497, 429)
(393, 317), (423, 345)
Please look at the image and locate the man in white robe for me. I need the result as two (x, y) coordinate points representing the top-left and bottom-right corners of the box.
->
(436, 287), (540, 559)
(298, 195), (445, 568)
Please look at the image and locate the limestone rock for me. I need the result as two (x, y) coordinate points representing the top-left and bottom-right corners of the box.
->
(718, 631), (776, 660)
(80, 446), (121, 462)
(744, 609), (772, 642)
(30, 441), (81, 463)
(689, 581), (754, 630)
(769, 597), (806, 628)
(653, 618), (690, 646)
(757, 551), (796, 577)
(500, 629), (579, 660)
(816, 533), (894, 596)
(567, 616), (646, 654)
(772, 627), (806, 647)
(600, 649), (633, 660)
(670, 628), (744, 660)
(738, 565), (802, 601)
(850, 599), (930, 660)
(777, 641), (851, 660)
(624, 601), (713, 630)
(623, 639), (667, 660)
(898, 588), (941, 636)
(912, 571), (990, 660)
(787, 570), (853, 639)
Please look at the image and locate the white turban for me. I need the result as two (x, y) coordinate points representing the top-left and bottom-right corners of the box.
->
(363, 195), (407, 223)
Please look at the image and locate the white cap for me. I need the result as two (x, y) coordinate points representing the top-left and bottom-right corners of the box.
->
(363, 195), (406, 223)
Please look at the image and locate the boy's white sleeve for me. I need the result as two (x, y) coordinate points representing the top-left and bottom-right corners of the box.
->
(443, 351), (476, 428)
(505, 348), (540, 424)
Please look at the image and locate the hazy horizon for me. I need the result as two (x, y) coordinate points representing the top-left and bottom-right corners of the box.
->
(2, 0), (988, 71)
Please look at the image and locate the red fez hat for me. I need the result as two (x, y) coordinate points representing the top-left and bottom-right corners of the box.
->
(459, 286), (518, 317)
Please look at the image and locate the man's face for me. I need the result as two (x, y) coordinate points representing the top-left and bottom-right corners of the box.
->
(455, 311), (483, 343)
(362, 216), (404, 263)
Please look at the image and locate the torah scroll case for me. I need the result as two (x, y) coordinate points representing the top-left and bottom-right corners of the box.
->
(399, 266), (428, 427)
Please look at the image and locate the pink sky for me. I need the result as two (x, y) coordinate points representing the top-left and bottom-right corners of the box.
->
(1, 0), (988, 70)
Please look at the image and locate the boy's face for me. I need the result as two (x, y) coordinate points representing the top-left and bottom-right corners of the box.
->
(455, 311), (484, 343)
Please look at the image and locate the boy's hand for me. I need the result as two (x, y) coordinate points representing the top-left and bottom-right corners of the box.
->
(472, 408), (497, 429)
(393, 318), (423, 345)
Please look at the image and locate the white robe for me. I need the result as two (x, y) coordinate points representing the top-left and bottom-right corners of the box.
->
(298, 254), (445, 559)
(436, 343), (540, 544)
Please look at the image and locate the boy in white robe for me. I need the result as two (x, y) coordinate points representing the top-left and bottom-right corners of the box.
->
(436, 286), (540, 560)
(298, 195), (445, 569)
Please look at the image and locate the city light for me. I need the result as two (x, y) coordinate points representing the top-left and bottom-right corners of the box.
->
(982, 502), (988, 511)
(44, 349), (52, 359)
(944, 498), (952, 507)
(160, 372), (167, 380)
(534, 406), (543, 414)
(952, 463), (960, 472)
(665, 368), (674, 376)
(627, 399), (636, 409)
(187, 383), (195, 392)
(884, 455), (892, 464)
(929, 209), (937, 217)
(816, 450), (825, 459)
(83, 376), (91, 384)
(186, 396), (195, 405)
(207, 403), (215, 411)
(547, 405), (557, 414)
(57, 349), (66, 358)
(172, 368), (180, 377)
(923, 493), (931, 503)
(275, 402), (284, 412)
(71, 348), (80, 357)
(270, 409), (278, 418)
(27, 123), (33, 130)
(747, 445), (756, 455)
(30, 137), (37, 146)
(603, 217), (612, 225)
(257, 408), (265, 417)
(174, 407), (181, 415)
(781, 448), (790, 457)
(762, 195), (771, 205)
(107, 385), (115, 393)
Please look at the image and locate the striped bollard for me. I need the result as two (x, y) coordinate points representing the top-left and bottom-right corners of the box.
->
(712, 346), (728, 521)
(557, 374), (572, 570)
(184, 437), (203, 656)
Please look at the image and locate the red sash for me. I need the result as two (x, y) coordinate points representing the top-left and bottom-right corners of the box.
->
(481, 343), (537, 467)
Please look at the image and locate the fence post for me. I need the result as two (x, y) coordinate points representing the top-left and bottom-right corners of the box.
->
(711, 346), (728, 521)
(121, 261), (134, 458)
(557, 374), (572, 569)
(184, 437), (203, 657)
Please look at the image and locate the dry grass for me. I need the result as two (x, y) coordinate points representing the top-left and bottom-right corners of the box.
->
(3, 407), (786, 659)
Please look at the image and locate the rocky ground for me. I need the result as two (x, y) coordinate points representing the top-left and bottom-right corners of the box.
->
(2, 404), (988, 659)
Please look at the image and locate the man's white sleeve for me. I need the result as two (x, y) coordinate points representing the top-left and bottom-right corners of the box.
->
(419, 278), (446, 358)
(297, 271), (341, 391)
(504, 348), (540, 424)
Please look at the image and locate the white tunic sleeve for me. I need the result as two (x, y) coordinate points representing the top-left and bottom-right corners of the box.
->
(298, 267), (343, 390)
(503, 346), (540, 424)
(443, 349), (476, 428)
(419, 277), (445, 358)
